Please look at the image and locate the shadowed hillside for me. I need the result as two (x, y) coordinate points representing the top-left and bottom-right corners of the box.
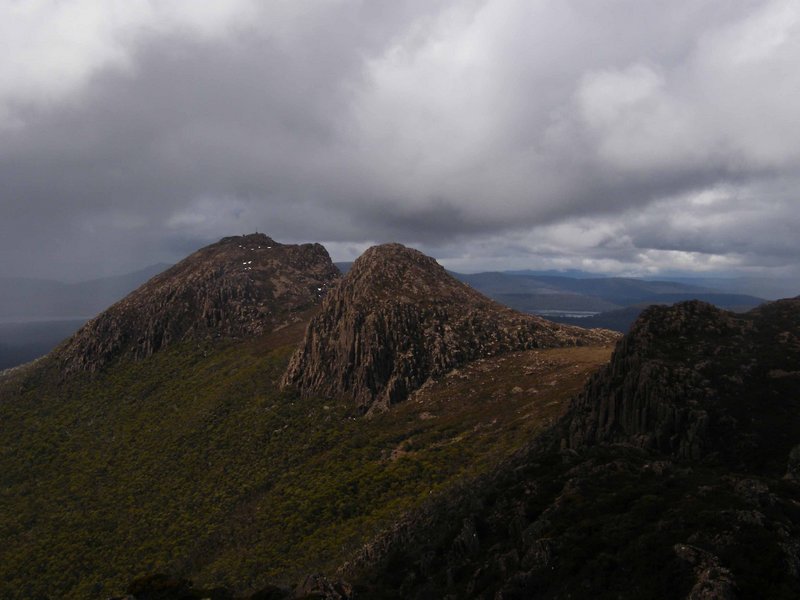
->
(341, 298), (800, 599)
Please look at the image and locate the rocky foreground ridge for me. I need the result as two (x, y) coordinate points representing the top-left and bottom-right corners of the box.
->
(566, 298), (800, 474)
(282, 243), (619, 412)
(56, 234), (340, 374)
(340, 298), (800, 598)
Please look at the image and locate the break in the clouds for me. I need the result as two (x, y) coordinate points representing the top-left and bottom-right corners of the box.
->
(1, 0), (799, 284)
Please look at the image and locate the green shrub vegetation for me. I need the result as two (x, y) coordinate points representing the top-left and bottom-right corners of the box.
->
(0, 331), (611, 598)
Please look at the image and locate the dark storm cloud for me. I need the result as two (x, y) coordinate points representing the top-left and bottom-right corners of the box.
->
(1, 1), (799, 281)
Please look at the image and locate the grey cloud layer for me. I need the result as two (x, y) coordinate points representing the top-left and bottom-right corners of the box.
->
(1, 0), (798, 281)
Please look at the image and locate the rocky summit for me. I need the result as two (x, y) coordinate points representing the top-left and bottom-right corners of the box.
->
(566, 298), (800, 474)
(55, 233), (340, 374)
(282, 243), (619, 413)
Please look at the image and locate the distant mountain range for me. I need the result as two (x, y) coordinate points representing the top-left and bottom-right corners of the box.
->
(481, 268), (800, 300)
(336, 261), (800, 301)
(444, 270), (769, 333)
(336, 262), (774, 322)
(452, 271), (766, 312)
(643, 274), (800, 300)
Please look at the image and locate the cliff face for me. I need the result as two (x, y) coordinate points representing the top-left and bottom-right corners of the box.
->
(566, 298), (800, 474)
(56, 234), (340, 374)
(282, 243), (619, 412)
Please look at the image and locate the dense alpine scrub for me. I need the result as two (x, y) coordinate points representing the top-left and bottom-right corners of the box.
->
(0, 324), (610, 598)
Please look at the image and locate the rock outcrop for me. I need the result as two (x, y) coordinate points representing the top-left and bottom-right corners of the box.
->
(282, 243), (619, 412)
(338, 297), (800, 599)
(565, 298), (800, 474)
(56, 234), (340, 374)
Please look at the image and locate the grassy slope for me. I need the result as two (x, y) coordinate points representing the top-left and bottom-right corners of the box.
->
(0, 325), (612, 599)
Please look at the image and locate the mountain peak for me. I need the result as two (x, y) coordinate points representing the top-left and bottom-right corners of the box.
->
(338, 242), (469, 304)
(353, 242), (434, 267)
(282, 244), (619, 413)
(55, 234), (340, 375)
(566, 297), (800, 474)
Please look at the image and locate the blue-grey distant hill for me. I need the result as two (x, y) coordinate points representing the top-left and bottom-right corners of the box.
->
(449, 271), (767, 332)
(334, 261), (353, 274)
(458, 272), (716, 303)
(496, 269), (799, 300)
(644, 275), (800, 301)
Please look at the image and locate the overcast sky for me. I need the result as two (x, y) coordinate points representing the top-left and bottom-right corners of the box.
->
(1, 0), (799, 285)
